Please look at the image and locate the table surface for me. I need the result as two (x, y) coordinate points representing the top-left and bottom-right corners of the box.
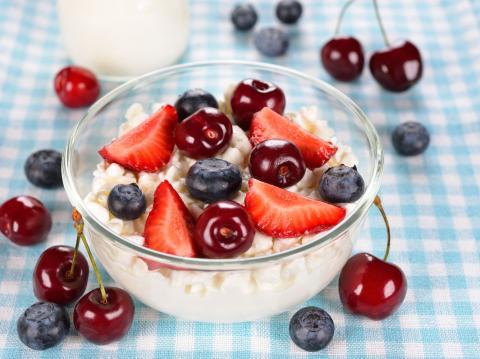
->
(1, 0), (479, 358)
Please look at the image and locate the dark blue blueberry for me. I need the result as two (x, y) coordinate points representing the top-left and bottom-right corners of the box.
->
(276, 0), (303, 24)
(108, 183), (146, 220)
(254, 27), (289, 57)
(289, 306), (334, 352)
(392, 121), (430, 156)
(24, 149), (62, 189)
(319, 164), (365, 203)
(231, 3), (258, 31)
(186, 158), (242, 203)
(175, 89), (219, 121)
(17, 302), (70, 350)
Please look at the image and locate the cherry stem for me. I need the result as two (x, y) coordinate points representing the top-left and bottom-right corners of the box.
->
(374, 196), (391, 262)
(72, 208), (108, 304)
(372, 0), (390, 47)
(66, 233), (81, 279)
(334, 0), (358, 36)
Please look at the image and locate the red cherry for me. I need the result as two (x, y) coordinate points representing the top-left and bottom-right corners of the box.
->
(249, 139), (306, 188)
(33, 245), (89, 305)
(321, 36), (364, 82)
(0, 196), (52, 246)
(54, 66), (100, 108)
(369, 40), (423, 92)
(194, 200), (255, 259)
(230, 78), (286, 130)
(338, 252), (407, 320)
(74, 287), (135, 345)
(175, 107), (233, 159)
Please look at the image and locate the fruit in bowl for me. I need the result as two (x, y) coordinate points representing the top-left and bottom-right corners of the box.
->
(62, 62), (383, 323)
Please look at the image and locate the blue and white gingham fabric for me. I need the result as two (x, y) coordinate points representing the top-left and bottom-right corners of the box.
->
(1, 0), (479, 357)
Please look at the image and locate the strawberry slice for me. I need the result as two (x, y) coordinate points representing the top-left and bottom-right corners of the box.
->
(249, 107), (337, 169)
(144, 180), (197, 258)
(244, 179), (346, 238)
(98, 105), (177, 172)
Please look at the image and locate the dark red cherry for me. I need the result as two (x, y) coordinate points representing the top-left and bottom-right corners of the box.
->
(0, 196), (52, 246)
(369, 40), (423, 92)
(321, 36), (364, 82)
(33, 245), (89, 305)
(54, 65), (100, 108)
(338, 252), (407, 320)
(74, 287), (135, 345)
(230, 78), (286, 130)
(249, 139), (306, 188)
(194, 200), (255, 259)
(175, 107), (233, 159)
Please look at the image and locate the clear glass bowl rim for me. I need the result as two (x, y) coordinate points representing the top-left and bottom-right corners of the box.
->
(62, 60), (383, 271)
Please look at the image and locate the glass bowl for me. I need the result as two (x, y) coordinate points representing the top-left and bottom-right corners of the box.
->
(62, 61), (383, 323)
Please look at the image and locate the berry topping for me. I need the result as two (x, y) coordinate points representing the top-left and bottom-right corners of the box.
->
(230, 79), (286, 130)
(321, 36), (364, 82)
(99, 105), (177, 172)
(0, 196), (52, 246)
(144, 180), (197, 257)
(318, 165), (365, 203)
(54, 65), (100, 108)
(276, 0), (303, 25)
(254, 27), (289, 57)
(17, 302), (70, 350)
(187, 158), (242, 203)
(174, 88), (219, 121)
(392, 121), (430, 156)
(231, 3), (258, 31)
(33, 245), (89, 306)
(194, 200), (255, 259)
(74, 287), (134, 345)
(289, 307), (334, 352)
(369, 40), (423, 92)
(107, 183), (147, 220)
(339, 252), (407, 320)
(249, 139), (306, 188)
(24, 149), (63, 189)
(244, 179), (346, 237)
(250, 107), (337, 169)
(175, 107), (233, 159)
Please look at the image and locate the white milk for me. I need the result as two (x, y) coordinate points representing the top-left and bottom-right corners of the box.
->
(57, 0), (189, 78)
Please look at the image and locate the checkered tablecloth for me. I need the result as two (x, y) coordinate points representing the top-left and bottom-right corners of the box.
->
(1, 0), (479, 357)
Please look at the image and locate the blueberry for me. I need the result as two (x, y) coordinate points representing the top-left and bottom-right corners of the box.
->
(108, 183), (146, 220)
(175, 89), (219, 121)
(24, 149), (62, 189)
(276, 0), (303, 24)
(186, 158), (242, 203)
(254, 27), (289, 57)
(17, 302), (70, 350)
(392, 121), (430, 156)
(319, 164), (365, 203)
(231, 3), (258, 31)
(289, 306), (334, 352)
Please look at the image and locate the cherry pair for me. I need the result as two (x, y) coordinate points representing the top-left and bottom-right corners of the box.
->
(321, 0), (422, 92)
(33, 209), (134, 345)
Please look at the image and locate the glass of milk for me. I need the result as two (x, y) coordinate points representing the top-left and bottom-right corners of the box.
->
(57, 0), (190, 80)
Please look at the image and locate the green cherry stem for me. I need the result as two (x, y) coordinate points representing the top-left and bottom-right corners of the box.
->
(72, 208), (108, 304)
(374, 195), (391, 262)
(334, 0), (358, 36)
(372, 0), (390, 47)
(66, 233), (81, 279)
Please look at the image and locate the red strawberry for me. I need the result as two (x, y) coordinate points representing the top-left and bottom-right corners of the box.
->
(144, 180), (197, 259)
(244, 179), (346, 238)
(99, 105), (177, 172)
(249, 107), (337, 169)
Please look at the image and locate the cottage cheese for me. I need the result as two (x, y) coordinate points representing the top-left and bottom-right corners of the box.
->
(85, 89), (358, 322)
